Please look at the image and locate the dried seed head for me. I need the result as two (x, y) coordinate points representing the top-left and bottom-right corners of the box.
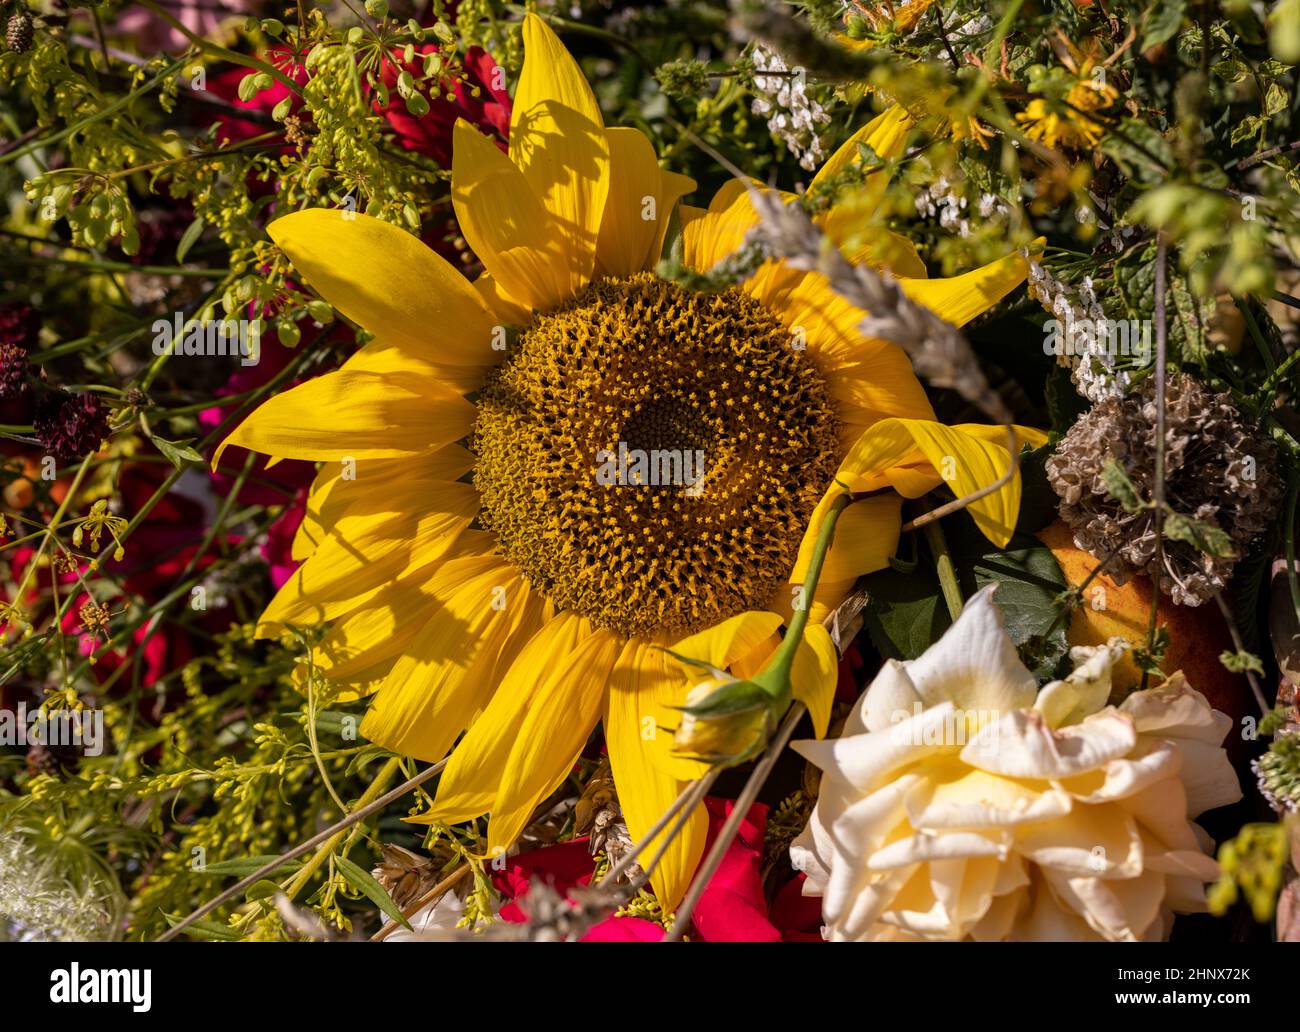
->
(1046, 373), (1282, 606)
(5, 10), (32, 54)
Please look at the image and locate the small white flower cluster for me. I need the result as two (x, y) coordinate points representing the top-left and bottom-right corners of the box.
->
(915, 177), (971, 236)
(978, 192), (1010, 220)
(1026, 257), (1131, 403)
(948, 13), (994, 41)
(750, 45), (829, 171)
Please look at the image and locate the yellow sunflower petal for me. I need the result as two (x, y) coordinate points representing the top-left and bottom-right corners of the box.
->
(790, 623), (839, 738)
(596, 127), (662, 276)
(605, 638), (708, 910)
(613, 636), (714, 785)
(258, 481), (479, 629)
(650, 170), (697, 267)
(452, 119), (570, 312)
(897, 244), (1037, 328)
(292, 463), (339, 562)
(266, 209), (497, 366)
(670, 611), (784, 672)
(487, 628), (622, 850)
(508, 13), (610, 295)
(359, 558), (549, 763)
(472, 271), (533, 326)
(596, 128), (697, 276)
(837, 419), (1035, 547)
(417, 612), (591, 826)
(791, 492), (905, 585)
(810, 107), (914, 257)
(763, 270), (936, 423)
(822, 212), (928, 278)
(680, 182), (763, 272)
(214, 369), (476, 467)
(811, 105), (912, 192)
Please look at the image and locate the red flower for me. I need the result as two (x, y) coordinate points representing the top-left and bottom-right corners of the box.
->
(376, 45), (510, 165)
(207, 46), (310, 146)
(489, 797), (820, 941)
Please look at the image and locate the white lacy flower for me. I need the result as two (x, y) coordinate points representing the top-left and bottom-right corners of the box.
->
(751, 45), (829, 171)
(790, 585), (1241, 941)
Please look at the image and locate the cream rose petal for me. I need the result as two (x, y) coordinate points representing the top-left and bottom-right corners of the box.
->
(903, 585), (1038, 715)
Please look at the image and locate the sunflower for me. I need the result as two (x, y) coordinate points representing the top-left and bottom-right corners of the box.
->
(217, 14), (1043, 909)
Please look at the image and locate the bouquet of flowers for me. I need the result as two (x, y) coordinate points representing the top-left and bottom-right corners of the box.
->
(1, 0), (1298, 949)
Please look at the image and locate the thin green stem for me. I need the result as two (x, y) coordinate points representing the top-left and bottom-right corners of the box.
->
(756, 491), (850, 693)
(924, 518), (964, 622)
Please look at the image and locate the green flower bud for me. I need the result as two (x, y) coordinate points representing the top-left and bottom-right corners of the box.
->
(672, 677), (774, 765)
(305, 300), (333, 323)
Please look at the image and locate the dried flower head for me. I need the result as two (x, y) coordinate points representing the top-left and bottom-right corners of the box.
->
(0, 342), (28, 400)
(4, 10), (32, 55)
(33, 391), (110, 460)
(79, 600), (112, 633)
(1046, 373), (1282, 606)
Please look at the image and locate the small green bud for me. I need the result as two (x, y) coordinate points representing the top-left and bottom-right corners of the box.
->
(277, 319), (301, 347)
(305, 300), (333, 323)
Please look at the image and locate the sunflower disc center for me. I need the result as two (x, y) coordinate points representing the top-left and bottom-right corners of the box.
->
(472, 272), (840, 638)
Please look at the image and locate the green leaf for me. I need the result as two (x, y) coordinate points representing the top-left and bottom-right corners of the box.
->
(334, 854), (412, 930)
(1220, 649), (1265, 674)
(244, 879), (282, 902)
(197, 855), (304, 878)
(151, 435), (207, 471)
(175, 216), (205, 264)
(962, 536), (1071, 680)
(1230, 115), (1265, 147)
(1142, 0), (1185, 51)
(166, 915), (243, 941)
(1212, 58), (1250, 83)
(861, 564), (949, 660)
(1164, 512), (1237, 557)
(1100, 120), (1173, 183)
(1112, 240), (1216, 364)
(1101, 458), (1145, 513)
(1265, 80), (1290, 117)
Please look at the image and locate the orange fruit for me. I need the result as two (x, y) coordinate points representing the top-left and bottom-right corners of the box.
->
(1037, 520), (1251, 744)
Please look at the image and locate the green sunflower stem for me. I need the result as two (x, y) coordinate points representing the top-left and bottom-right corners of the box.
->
(754, 490), (851, 700)
(924, 518), (964, 623)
